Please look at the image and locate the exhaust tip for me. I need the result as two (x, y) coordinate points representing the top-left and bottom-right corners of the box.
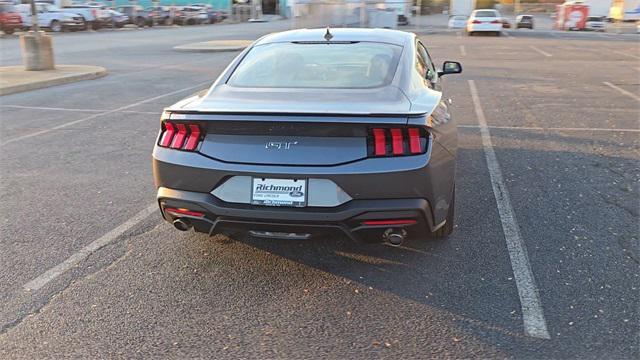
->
(173, 218), (192, 232)
(383, 228), (406, 247)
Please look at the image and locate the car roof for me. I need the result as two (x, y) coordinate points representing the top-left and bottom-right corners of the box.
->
(255, 28), (414, 47)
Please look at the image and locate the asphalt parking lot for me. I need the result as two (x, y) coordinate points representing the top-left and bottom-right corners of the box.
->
(0, 22), (638, 358)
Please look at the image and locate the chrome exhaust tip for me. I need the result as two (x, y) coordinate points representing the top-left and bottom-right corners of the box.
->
(383, 228), (406, 247)
(173, 218), (192, 232)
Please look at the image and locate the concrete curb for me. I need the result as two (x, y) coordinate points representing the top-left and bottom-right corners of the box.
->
(173, 40), (253, 53)
(0, 65), (107, 96)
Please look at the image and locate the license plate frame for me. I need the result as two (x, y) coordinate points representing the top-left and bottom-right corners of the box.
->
(251, 178), (307, 207)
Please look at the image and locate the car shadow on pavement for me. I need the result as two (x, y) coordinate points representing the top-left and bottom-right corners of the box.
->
(180, 145), (636, 357)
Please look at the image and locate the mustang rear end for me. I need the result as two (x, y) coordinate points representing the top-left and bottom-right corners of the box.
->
(153, 28), (462, 245)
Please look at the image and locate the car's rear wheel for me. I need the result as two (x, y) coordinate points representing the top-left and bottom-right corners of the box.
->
(50, 20), (61, 32)
(431, 187), (455, 238)
(467, 31), (474, 36)
(136, 17), (145, 27)
(3, 27), (14, 35)
(92, 21), (101, 30)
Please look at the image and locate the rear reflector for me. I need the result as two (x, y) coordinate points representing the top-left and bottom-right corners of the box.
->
(370, 128), (427, 157)
(158, 121), (203, 151)
(164, 207), (205, 217)
(362, 219), (417, 226)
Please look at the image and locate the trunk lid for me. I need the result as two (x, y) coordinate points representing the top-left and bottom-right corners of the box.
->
(177, 85), (412, 115)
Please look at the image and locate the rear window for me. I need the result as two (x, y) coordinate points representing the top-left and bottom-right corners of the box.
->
(228, 42), (402, 89)
(474, 10), (497, 17)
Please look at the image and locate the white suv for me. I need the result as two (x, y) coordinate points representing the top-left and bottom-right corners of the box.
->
(467, 9), (503, 36)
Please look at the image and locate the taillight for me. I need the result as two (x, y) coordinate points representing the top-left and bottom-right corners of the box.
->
(472, 19), (482, 24)
(369, 128), (427, 157)
(491, 19), (502, 24)
(158, 121), (203, 151)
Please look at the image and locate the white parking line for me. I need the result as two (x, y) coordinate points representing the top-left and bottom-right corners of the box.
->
(0, 81), (211, 146)
(468, 80), (551, 340)
(0, 104), (163, 116)
(0, 105), (105, 113)
(612, 50), (640, 60)
(603, 82), (640, 101)
(24, 203), (157, 291)
(459, 45), (466, 57)
(458, 125), (640, 133)
(529, 45), (552, 57)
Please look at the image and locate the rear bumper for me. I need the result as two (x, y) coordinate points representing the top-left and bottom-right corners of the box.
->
(157, 187), (438, 242)
(467, 24), (502, 32)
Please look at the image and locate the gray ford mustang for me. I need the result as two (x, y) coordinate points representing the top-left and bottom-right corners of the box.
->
(153, 28), (462, 246)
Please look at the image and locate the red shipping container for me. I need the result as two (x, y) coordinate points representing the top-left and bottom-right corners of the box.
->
(556, 3), (589, 31)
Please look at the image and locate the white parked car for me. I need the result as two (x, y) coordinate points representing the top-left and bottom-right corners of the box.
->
(584, 16), (606, 31)
(16, 3), (85, 32)
(448, 15), (467, 29)
(467, 9), (503, 36)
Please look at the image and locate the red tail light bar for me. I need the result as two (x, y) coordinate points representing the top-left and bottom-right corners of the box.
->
(158, 121), (202, 151)
(369, 127), (428, 157)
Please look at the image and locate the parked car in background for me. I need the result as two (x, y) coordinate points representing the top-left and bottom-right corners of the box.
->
(447, 15), (467, 29)
(17, 3), (84, 32)
(585, 16), (606, 31)
(467, 9), (503, 36)
(62, 3), (108, 30)
(0, 2), (22, 34)
(515, 14), (534, 29)
(178, 6), (207, 25)
(190, 3), (220, 23)
(501, 18), (511, 28)
(100, 9), (128, 28)
(146, 6), (178, 26)
(115, 5), (152, 27)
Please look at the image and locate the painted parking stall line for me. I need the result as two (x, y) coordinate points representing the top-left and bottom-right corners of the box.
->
(0, 81), (211, 146)
(603, 82), (640, 102)
(468, 79), (551, 340)
(529, 45), (552, 57)
(459, 45), (467, 57)
(612, 50), (640, 60)
(458, 124), (640, 133)
(23, 204), (158, 291)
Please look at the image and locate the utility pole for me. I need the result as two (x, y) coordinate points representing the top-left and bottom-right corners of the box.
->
(29, 0), (40, 34)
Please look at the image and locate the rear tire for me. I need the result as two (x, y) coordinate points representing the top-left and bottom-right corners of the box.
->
(136, 17), (145, 27)
(3, 27), (14, 35)
(467, 31), (474, 36)
(432, 187), (455, 238)
(50, 20), (61, 32)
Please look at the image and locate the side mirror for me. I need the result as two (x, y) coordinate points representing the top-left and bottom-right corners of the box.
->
(438, 61), (462, 76)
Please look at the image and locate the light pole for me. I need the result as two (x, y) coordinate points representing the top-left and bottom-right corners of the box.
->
(29, 0), (40, 34)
